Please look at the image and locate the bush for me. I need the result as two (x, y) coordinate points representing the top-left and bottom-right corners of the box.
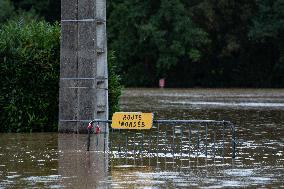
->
(0, 20), (60, 132)
(0, 19), (121, 132)
(108, 51), (122, 118)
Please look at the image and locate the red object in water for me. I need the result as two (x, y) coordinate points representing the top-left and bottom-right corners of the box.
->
(159, 78), (165, 88)
(95, 125), (100, 134)
(87, 122), (93, 129)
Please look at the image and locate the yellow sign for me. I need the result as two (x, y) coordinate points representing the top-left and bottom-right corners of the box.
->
(111, 112), (154, 130)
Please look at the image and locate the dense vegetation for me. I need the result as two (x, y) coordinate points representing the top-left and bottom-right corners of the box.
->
(108, 51), (122, 118)
(107, 0), (284, 87)
(0, 19), (121, 132)
(0, 20), (60, 132)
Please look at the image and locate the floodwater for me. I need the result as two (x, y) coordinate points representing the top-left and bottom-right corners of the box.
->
(1, 88), (284, 188)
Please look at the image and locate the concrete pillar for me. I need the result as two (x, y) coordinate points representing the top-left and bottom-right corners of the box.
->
(59, 0), (108, 134)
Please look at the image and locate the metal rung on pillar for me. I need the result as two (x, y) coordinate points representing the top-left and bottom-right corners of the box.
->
(96, 18), (105, 24)
(96, 48), (105, 54)
(97, 105), (106, 113)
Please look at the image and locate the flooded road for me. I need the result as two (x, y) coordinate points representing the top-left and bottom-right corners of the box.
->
(0, 88), (284, 188)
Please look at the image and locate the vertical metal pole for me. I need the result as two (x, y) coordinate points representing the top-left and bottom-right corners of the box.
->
(180, 126), (183, 166)
(133, 132), (136, 165)
(213, 125), (216, 162)
(118, 129), (121, 154)
(180, 126), (183, 157)
(87, 127), (91, 151)
(148, 130), (152, 166)
(188, 126), (191, 166)
(110, 128), (113, 152)
(205, 123), (208, 158)
(96, 122), (99, 148)
(222, 123), (225, 163)
(172, 125), (175, 164)
(164, 127), (167, 169)
(197, 123), (200, 158)
(125, 130), (128, 164)
(141, 132), (144, 165)
(156, 123), (160, 164)
(110, 127), (113, 161)
(104, 122), (107, 152)
(96, 133), (99, 147)
(231, 123), (236, 159)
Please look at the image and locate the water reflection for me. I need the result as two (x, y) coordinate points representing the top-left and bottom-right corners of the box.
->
(0, 133), (59, 188)
(58, 134), (108, 188)
(0, 133), (109, 188)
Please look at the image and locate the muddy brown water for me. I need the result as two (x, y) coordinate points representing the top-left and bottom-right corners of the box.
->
(0, 88), (283, 188)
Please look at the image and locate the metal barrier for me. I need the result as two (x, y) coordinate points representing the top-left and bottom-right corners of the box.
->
(88, 119), (236, 166)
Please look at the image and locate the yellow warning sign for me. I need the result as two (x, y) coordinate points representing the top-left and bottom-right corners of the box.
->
(111, 112), (154, 130)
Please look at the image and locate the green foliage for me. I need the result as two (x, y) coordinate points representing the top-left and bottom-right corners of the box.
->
(249, 0), (284, 87)
(0, 0), (41, 25)
(249, 0), (284, 40)
(108, 0), (209, 86)
(0, 19), (60, 132)
(108, 51), (122, 118)
(10, 0), (60, 22)
(107, 0), (283, 87)
(11, 9), (42, 23)
(182, 0), (260, 87)
(0, 0), (14, 23)
(0, 19), (122, 132)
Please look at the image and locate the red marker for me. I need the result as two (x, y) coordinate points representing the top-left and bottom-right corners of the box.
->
(95, 124), (100, 134)
(87, 122), (93, 129)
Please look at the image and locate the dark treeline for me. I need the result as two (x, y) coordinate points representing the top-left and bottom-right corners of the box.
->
(3, 0), (284, 87)
(107, 0), (284, 87)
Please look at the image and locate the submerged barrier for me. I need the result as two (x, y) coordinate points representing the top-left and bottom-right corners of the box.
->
(87, 117), (236, 167)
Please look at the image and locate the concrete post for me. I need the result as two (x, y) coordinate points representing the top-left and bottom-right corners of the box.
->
(59, 0), (108, 134)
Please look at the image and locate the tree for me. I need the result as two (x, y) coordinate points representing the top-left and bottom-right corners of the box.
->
(11, 0), (60, 22)
(108, 0), (209, 86)
(249, 0), (284, 87)
(0, 20), (60, 132)
(187, 0), (258, 87)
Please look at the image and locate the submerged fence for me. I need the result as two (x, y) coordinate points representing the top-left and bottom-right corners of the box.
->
(88, 119), (236, 167)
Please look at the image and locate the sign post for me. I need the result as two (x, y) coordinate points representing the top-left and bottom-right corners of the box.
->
(111, 112), (154, 130)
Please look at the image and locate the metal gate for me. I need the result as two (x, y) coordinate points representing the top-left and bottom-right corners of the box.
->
(87, 119), (236, 167)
